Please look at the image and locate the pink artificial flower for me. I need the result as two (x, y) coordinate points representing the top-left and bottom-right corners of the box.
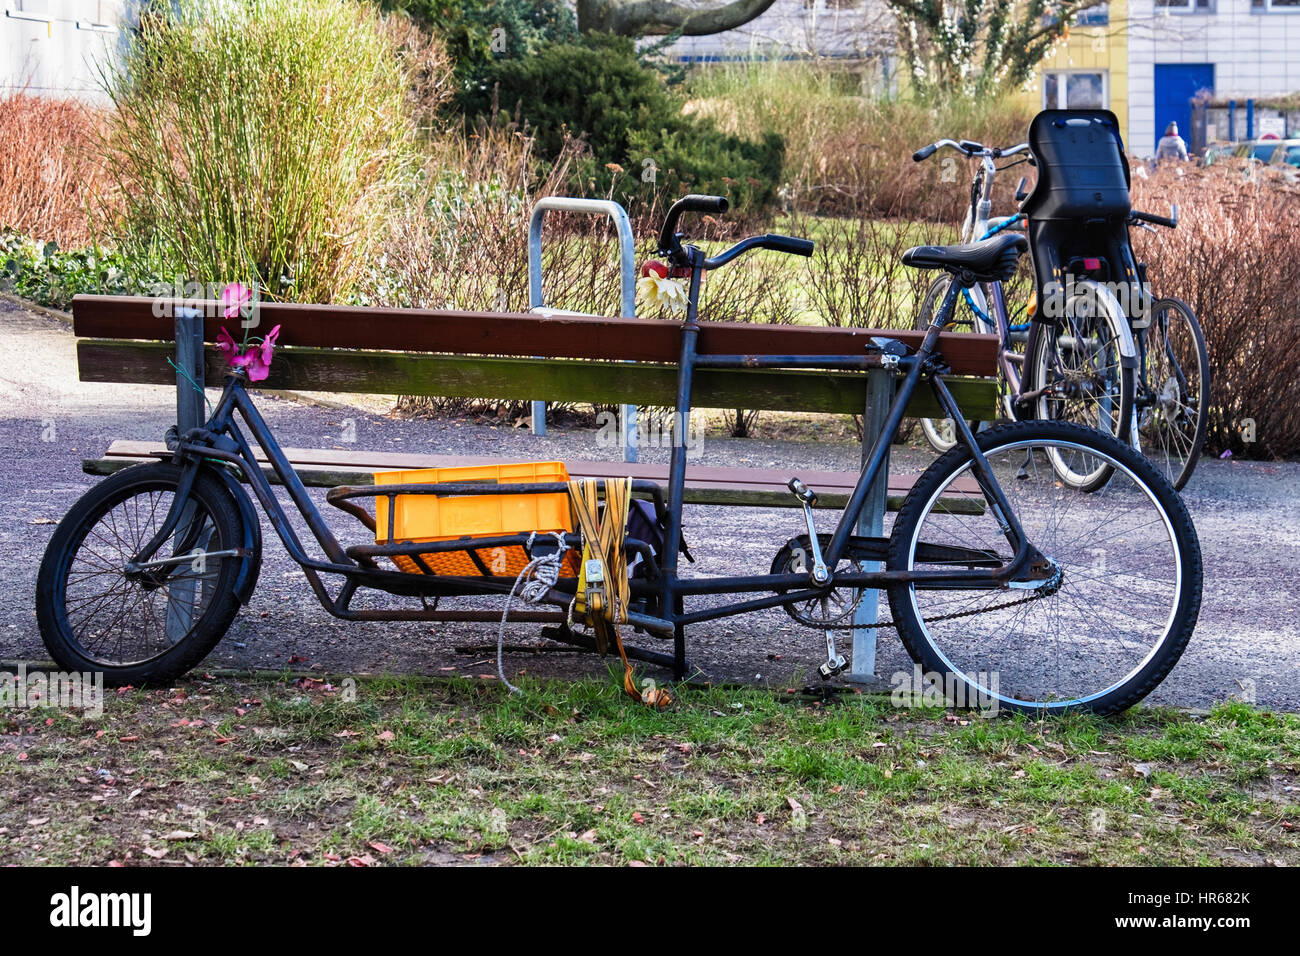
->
(243, 325), (281, 382)
(217, 326), (240, 363)
(220, 282), (253, 320)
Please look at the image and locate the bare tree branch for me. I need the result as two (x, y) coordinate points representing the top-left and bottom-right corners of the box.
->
(576, 0), (780, 36)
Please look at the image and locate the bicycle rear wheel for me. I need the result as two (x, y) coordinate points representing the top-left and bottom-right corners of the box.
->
(36, 463), (248, 685)
(1137, 297), (1209, 490)
(1025, 289), (1136, 491)
(886, 420), (1201, 715)
(915, 274), (983, 453)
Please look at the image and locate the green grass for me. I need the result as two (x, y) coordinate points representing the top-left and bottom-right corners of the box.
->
(1, 675), (1295, 866)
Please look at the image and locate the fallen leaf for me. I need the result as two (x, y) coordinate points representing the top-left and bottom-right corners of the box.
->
(369, 841), (394, 854)
(788, 797), (807, 832)
(163, 830), (197, 840)
(142, 847), (168, 859)
(376, 731), (395, 741)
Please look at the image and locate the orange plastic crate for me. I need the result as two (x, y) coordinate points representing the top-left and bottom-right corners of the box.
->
(373, 462), (577, 577)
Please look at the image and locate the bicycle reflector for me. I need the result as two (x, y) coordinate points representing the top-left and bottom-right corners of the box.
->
(1083, 257), (1103, 272)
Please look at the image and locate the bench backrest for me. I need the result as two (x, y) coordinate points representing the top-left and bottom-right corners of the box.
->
(71, 296), (1001, 419)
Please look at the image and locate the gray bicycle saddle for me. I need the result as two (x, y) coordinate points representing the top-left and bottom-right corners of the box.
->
(900, 232), (1028, 283)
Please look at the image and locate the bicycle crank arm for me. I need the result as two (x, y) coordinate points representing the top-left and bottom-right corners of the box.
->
(788, 478), (830, 584)
(819, 629), (848, 679)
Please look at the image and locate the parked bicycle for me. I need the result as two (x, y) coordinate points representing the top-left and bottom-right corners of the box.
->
(36, 194), (1203, 715)
(913, 110), (1210, 490)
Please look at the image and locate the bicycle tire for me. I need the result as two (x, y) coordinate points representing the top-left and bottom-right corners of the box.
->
(1137, 297), (1210, 490)
(916, 274), (982, 453)
(885, 419), (1201, 716)
(1024, 284), (1136, 492)
(36, 462), (248, 685)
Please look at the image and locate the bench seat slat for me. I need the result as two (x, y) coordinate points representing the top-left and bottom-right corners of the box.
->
(87, 440), (984, 513)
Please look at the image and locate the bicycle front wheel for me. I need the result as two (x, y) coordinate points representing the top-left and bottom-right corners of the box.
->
(1137, 297), (1210, 490)
(36, 463), (248, 685)
(886, 420), (1202, 715)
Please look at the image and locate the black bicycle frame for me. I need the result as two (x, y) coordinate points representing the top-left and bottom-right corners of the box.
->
(150, 267), (1039, 679)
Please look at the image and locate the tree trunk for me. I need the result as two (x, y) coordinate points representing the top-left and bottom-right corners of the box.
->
(576, 0), (780, 37)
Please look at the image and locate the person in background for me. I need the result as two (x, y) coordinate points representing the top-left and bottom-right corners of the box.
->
(1156, 121), (1189, 162)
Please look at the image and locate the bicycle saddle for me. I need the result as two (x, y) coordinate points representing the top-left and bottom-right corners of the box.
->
(901, 232), (1028, 284)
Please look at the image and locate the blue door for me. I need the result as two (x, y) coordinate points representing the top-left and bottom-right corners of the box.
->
(1154, 64), (1214, 152)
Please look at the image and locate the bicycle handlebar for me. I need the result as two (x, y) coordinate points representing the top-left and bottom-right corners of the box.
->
(701, 233), (815, 270)
(913, 140), (1032, 162)
(1130, 205), (1179, 229)
(658, 194), (730, 253)
(760, 234), (815, 257)
(655, 193), (814, 268)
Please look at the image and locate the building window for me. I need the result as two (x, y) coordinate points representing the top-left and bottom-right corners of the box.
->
(1251, 0), (1300, 10)
(1043, 71), (1108, 110)
(1160, 0), (1214, 11)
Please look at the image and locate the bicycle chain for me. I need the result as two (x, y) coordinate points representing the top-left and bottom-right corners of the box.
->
(809, 588), (1048, 632)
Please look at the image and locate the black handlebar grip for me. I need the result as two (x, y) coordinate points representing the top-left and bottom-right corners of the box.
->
(762, 234), (815, 257)
(678, 194), (729, 215)
(913, 144), (938, 162)
(659, 194), (731, 252)
(1132, 209), (1177, 229)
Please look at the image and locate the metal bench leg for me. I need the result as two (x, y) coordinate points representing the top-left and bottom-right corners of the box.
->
(847, 366), (894, 686)
(165, 308), (205, 643)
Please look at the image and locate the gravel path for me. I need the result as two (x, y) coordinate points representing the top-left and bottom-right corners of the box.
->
(1, 298), (1297, 710)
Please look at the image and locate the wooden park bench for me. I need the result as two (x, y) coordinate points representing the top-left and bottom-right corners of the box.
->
(70, 293), (1000, 681)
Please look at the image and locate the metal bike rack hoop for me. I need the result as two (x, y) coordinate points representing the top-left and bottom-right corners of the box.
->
(526, 197), (639, 462)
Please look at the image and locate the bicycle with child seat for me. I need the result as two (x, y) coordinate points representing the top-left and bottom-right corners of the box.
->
(912, 132), (1210, 491)
(35, 194), (1203, 715)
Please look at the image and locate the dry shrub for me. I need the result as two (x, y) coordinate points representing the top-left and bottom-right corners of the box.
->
(686, 61), (1037, 220)
(382, 14), (455, 133)
(791, 214), (951, 329)
(1131, 161), (1300, 458)
(377, 122), (800, 422)
(0, 92), (106, 247)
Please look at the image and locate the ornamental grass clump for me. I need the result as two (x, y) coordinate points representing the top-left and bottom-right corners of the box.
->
(97, 0), (412, 302)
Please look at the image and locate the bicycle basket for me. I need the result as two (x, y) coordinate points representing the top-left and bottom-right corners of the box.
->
(373, 461), (579, 577)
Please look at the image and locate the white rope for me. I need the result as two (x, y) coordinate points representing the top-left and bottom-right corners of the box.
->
(497, 532), (570, 695)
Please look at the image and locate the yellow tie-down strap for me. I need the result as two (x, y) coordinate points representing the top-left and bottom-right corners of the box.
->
(568, 477), (671, 709)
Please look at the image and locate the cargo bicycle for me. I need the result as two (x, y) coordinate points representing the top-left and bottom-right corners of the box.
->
(36, 194), (1203, 714)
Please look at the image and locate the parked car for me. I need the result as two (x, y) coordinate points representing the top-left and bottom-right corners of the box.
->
(1233, 138), (1300, 167)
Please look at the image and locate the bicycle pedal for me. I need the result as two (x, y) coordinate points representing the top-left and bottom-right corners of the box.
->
(818, 655), (848, 680)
